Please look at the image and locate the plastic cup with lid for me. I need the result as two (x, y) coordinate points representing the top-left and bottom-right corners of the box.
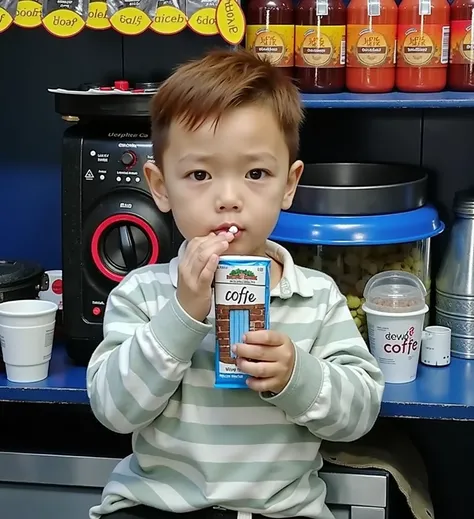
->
(362, 271), (429, 384)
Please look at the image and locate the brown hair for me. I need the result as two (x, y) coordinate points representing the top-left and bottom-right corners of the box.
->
(150, 49), (303, 168)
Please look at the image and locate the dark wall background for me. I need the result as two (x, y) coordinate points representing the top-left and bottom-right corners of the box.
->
(1, 26), (474, 519)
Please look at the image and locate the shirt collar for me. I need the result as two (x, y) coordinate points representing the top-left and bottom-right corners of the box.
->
(169, 240), (313, 299)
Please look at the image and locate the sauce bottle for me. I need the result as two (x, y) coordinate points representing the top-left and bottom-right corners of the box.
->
(346, 0), (398, 93)
(295, 0), (346, 93)
(245, 0), (295, 78)
(396, 0), (450, 92)
(449, 0), (474, 91)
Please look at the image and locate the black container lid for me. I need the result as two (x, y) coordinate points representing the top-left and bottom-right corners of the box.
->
(292, 162), (428, 216)
(0, 260), (44, 289)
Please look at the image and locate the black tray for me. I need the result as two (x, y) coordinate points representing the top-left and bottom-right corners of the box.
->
(54, 92), (153, 120)
(292, 163), (428, 216)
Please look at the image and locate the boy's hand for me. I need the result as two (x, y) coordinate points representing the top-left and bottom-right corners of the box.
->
(177, 232), (234, 322)
(233, 331), (295, 394)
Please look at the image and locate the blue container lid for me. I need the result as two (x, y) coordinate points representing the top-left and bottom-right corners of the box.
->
(270, 205), (445, 245)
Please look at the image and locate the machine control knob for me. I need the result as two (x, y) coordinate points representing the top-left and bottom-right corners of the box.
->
(121, 151), (137, 168)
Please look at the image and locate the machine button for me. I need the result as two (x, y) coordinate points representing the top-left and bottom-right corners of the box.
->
(135, 177), (141, 183)
(92, 306), (102, 316)
(121, 151), (137, 167)
(126, 177), (131, 183)
(116, 176), (121, 182)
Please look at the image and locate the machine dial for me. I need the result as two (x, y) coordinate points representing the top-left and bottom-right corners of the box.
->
(121, 151), (137, 168)
(103, 224), (150, 271)
(90, 213), (162, 283)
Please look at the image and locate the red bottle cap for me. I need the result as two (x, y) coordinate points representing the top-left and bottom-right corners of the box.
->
(114, 80), (129, 91)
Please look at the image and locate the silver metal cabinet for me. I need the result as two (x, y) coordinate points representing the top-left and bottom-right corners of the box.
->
(0, 452), (389, 519)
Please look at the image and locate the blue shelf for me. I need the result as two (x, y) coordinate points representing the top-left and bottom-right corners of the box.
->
(1, 345), (474, 420)
(0, 346), (87, 404)
(382, 357), (474, 420)
(301, 91), (474, 109)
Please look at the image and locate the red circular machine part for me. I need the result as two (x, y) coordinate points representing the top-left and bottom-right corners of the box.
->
(92, 306), (102, 316)
(114, 80), (130, 91)
(91, 214), (160, 283)
(52, 279), (63, 295)
(121, 151), (137, 167)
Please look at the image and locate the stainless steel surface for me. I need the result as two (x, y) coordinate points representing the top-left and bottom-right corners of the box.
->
(332, 509), (351, 519)
(435, 308), (474, 358)
(323, 471), (387, 507)
(351, 507), (386, 519)
(0, 452), (388, 508)
(436, 189), (474, 358)
(292, 163), (428, 216)
(0, 485), (386, 519)
(452, 188), (474, 217)
(0, 452), (119, 488)
(0, 483), (101, 519)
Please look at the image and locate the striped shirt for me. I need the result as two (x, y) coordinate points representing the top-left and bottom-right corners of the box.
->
(87, 240), (384, 519)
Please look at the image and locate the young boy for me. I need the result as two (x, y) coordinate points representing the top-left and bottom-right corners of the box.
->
(87, 49), (384, 519)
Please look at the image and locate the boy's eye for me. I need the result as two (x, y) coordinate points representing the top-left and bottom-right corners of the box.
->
(246, 169), (267, 180)
(190, 171), (210, 181)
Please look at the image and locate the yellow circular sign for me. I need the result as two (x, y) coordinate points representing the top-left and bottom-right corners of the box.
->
(301, 32), (333, 67)
(253, 29), (285, 65)
(150, 5), (186, 35)
(43, 10), (86, 37)
(87, 2), (111, 30)
(216, 0), (245, 45)
(110, 6), (151, 36)
(402, 32), (434, 66)
(356, 31), (388, 67)
(14, 0), (42, 28)
(0, 8), (14, 33)
(461, 31), (474, 63)
(187, 7), (218, 36)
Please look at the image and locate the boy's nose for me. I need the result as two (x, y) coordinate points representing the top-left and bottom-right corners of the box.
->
(216, 186), (243, 212)
(217, 199), (242, 212)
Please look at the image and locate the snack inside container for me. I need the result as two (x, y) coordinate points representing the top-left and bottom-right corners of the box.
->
(363, 271), (427, 314)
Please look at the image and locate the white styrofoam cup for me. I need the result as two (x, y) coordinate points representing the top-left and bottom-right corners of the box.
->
(0, 300), (58, 383)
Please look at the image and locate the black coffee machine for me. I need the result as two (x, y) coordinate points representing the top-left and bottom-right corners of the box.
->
(57, 94), (181, 365)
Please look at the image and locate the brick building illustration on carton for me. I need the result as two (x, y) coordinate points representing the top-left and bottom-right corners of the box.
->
(215, 265), (268, 365)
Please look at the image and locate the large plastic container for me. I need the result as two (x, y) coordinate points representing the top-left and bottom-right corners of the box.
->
(271, 205), (444, 343)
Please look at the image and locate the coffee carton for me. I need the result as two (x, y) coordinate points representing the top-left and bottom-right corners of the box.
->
(214, 256), (270, 388)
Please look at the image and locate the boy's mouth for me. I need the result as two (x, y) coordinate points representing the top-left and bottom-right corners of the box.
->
(214, 224), (243, 238)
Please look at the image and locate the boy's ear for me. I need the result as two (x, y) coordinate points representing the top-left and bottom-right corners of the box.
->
(282, 160), (304, 211)
(144, 161), (171, 213)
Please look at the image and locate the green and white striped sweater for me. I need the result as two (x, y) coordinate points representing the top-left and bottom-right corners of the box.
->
(87, 240), (384, 519)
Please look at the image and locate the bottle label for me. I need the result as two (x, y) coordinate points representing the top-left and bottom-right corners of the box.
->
(0, 7), (14, 33)
(397, 24), (450, 67)
(246, 25), (295, 67)
(367, 0), (381, 17)
(418, 0), (432, 16)
(316, 0), (329, 16)
(295, 25), (346, 68)
(347, 24), (397, 68)
(450, 20), (474, 64)
(87, 2), (111, 30)
(14, 0), (42, 28)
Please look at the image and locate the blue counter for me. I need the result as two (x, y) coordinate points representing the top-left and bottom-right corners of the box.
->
(1, 345), (474, 420)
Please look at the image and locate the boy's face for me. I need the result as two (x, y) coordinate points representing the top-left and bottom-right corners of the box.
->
(144, 104), (304, 256)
